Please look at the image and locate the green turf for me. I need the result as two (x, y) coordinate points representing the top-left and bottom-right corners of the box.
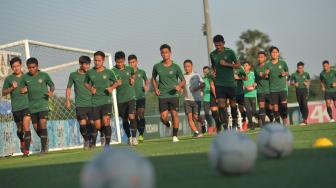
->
(0, 123), (335, 188)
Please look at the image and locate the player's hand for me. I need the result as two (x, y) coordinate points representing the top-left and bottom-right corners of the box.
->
(280, 71), (287, 77)
(303, 80), (310, 87)
(143, 84), (148, 92)
(234, 74), (240, 80)
(20, 86), (28, 94)
(265, 69), (270, 75)
(295, 82), (299, 87)
(116, 79), (122, 86)
(322, 87), (326, 92)
(65, 100), (71, 110)
(90, 87), (96, 94)
(154, 89), (160, 96)
(129, 78), (134, 85)
(48, 90), (54, 97)
(210, 69), (216, 77)
(106, 86), (114, 94)
(12, 81), (18, 89)
(175, 85), (182, 92)
(219, 59), (226, 66)
(259, 72), (263, 77)
(333, 82), (336, 88)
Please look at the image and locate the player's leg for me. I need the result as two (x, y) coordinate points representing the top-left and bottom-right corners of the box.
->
(169, 98), (180, 142)
(244, 97), (253, 130)
(228, 88), (238, 130)
(76, 107), (90, 149)
(22, 109), (31, 156)
(127, 100), (137, 145)
(118, 102), (131, 143)
(193, 101), (203, 137)
(257, 94), (266, 127)
(100, 104), (112, 148)
(90, 106), (102, 148)
(159, 98), (171, 127)
(136, 99), (146, 142)
(12, 110), (25, 153)
(38, 111), (49, 153)
(279, 91), (289, 126)
(251, 97), (257, 129)
(266, 95), (274, 122)
(185, 101), (198, 134)
(271, 92), (281, 123)
(31, 113), (40, 137)
(216, 86), (228, 131)
(237, 94), (246, 130)
(210, 93), (220, 133)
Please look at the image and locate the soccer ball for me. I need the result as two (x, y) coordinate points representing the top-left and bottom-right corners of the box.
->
(257, 123), (294, 158)
(80, 148), (155, 188)
(208, 131), (257, 175)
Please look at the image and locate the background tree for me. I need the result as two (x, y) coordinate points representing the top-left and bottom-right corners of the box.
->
(236, 29), (271, 65)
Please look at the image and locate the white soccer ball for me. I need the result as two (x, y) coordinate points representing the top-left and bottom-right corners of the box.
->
(80, 148), (155, 188)
(257, 123), (294, 158)
(208, 131), (257, 175)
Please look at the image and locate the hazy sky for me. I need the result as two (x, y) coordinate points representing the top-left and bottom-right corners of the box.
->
(1, 0), (335, 80)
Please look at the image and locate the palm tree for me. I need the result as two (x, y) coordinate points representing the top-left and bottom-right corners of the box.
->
(236, 29), (271, 65)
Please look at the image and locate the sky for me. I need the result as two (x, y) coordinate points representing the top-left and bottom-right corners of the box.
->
(0, 0), (335, 82)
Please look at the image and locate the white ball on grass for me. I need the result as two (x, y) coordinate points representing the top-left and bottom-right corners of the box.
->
(208, 131), (257, 175)
(257, 123), (294, 158)
(80, 148), (155, 188)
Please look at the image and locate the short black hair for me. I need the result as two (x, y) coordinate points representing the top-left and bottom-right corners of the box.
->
(297, 61), (305, 67)
(258, 51), (267, 56)
(243, 61), (251, 65)
(322, 60), (329, 65)
(128, 54), (137, 61)
(94, 51), (105, 59)
(213, 35), (225, 43)
(79, 56), (91, 64)
(269, 46), (279, 54)
(9, 57), (22, 67)
(203, 66), (210, 70)
(183, 59), (193, 65)
(114, 51), (125, 60)
(160, 44), (171, 52)
(26, 57), (38, 66)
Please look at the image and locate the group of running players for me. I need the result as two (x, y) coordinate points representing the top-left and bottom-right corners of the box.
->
(2, 34), (336, 156)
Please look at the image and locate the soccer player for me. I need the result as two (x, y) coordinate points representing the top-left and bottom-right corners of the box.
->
(234, 65), (247, 130)
(20, 57), (54, 154)
(151, 44), (185, 142)
(254, 51), (273, 127)
(290, 62), (310, 125)
(66, 56), (92, 149)
(128, 54), (148, 143)
(2, 57), (31, 156)
(202, 66), (216, 134)
(183, 59), (205, 137)
(210, 35), (241, 131)
(84, 51), (118, 150)
(320, 60), (336, 122)
(268, 46), (289, 125)
(113, 51), (138, 145)
(243, 62), (257, 130)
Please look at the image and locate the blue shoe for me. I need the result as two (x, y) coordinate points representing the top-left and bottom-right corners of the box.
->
(103, 144), (111, 152)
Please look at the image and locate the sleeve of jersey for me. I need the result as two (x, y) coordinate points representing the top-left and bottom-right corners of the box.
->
(152, 65), (157, 79)
(143, 71), (148, 81)
(45, 73), (55, 88)
(284, 62), (289, 72)
(2, 77), (10, 89)
(231, 50), (238, 62)
(66, 73), (74, 88)
(307, 73), (311, 80)
(176, 65), (185, 81)
(84, 72), (91, 84)
(109, 69), (117, 82)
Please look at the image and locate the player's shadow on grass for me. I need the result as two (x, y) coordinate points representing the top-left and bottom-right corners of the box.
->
(0, 147), (335, 188)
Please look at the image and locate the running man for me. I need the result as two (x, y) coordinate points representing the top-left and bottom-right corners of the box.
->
(320, 60), (336, 122)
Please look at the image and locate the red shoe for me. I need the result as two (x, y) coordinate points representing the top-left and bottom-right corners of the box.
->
(20, 140), (25, 153)
(208, 127), (213, 135)
(22, 150), (29, 157)
(242, 120), (248, 131)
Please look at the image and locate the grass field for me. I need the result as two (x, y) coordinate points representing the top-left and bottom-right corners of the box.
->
(1, 123), (336, 188)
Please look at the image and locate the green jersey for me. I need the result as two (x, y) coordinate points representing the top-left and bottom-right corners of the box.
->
(234, 66), (246, 95)
(320, 69), (336, 92)
(290, 71), (310, 89)
(268, 60), (289, 92)
(84, 67), (116, 107)
(133, 68), (148, 100)
(21, 71), (54, 113)
(244, 71), (257, 98)
(152, 61), (185, 99)
(67, 70), (92, 107)
(2, 73), (29, 111)
(254, 63), (270, 94)
(210, 47), (238, 87)
(112, 66), (136, 104)
(203, 75), (211, 102)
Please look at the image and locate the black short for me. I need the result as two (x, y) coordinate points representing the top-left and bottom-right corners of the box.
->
(159, 97), (179, 113)
(31, 111), (48, 124)
(184, 100), (201, 115)
(215, 86), (235, 100)
(325, 92), (336, 101)
(210, 93), (217, 107)
(136, 98), (146, 109)
(92, 104), (112, 121)
(75, 107), (92, 121)
(12, 108), (30, 123)
(257, 93), (271, 103)
(118, 100), (136, 119)
(270, 91), (287, 105)
(236, 94), (245, 105)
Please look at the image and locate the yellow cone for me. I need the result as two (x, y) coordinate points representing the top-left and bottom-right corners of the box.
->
(312, 138), (334, 148)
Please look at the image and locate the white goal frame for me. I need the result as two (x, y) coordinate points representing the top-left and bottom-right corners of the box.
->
(0, 39), (121, 144)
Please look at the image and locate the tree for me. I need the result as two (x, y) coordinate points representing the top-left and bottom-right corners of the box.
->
(236, 29), (271, 65)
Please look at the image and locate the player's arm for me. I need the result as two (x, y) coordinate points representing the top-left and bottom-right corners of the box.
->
(19, 76), (28, 94)
(320, 74), (326, 91)
(210, 80), (216, 98)
(45, 73), (55, 97)
(129, 67), (135, 86)
(65, 74), (73, 110)
(2, 78), (16, 96)
(220, 60), (241, 69)
(106, 69), (119, 93)
(84, 72), (96, 94)
(143, 71), (149, 91)
(151, 66), (160, 96)
(281, 63), (289, 77)
(175, 66), (186, 92)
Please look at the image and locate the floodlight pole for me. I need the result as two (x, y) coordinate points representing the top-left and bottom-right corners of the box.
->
(203, 0), (213, 66)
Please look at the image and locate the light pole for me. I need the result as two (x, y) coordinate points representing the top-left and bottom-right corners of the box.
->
(203, 0), (213, 66)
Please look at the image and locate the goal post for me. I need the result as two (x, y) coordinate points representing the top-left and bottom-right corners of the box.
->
(0, 39), (121, 156)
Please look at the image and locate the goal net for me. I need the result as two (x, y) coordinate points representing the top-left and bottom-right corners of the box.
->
(0, 39), (121, 156)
